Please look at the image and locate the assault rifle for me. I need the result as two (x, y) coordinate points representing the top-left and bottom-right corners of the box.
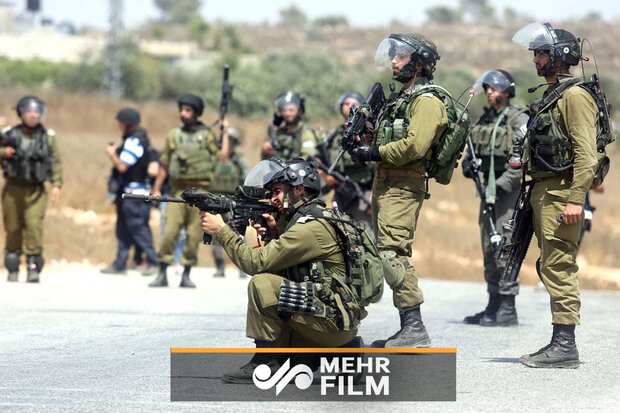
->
(327, 82), (385, 174)
(219, 64), (233, 143)
(464, 134), (502, 252)
(266, 124), (279, 156)
(122, 187), (277, 245)
(495, 180), (534, 289)
(313, 158), (371, 210)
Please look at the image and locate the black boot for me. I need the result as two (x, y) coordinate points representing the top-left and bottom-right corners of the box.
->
(520, 324), (579, 368)
(26, 255), (43, 283)
(149, 263), (168, 287)
(221, 340), (282, 384)
(373, 306), (431, 348)
(480, 295), (518, 326)
(464, 293), (500, 325)
(180, 266), (196, 288)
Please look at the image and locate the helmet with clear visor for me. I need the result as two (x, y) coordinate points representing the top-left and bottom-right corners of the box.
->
(16, 95), (47, 117)
(375, 33), (440, 81)
(512, 22), (581, 66)
(472, 70), (516, 98)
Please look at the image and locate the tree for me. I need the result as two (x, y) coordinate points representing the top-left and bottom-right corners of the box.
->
(426, 6), (461, 24)
(313, 15), (348, 28)
(460, 0), (495, 23)
(279, 4), (308, 27)
(154, 0), (202, 24)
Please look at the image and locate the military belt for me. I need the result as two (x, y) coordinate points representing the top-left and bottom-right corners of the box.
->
(376, 168), (423, 179)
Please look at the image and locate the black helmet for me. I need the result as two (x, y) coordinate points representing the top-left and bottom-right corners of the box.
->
(337, 92), (363, 113)
(177, 93), (205, 116)
(275, 91), (305, 115)
(473, 70), (516, 98)
(15, 95), (46, 117)
(513, 22), (581, 67)
(282, 158), (321, 194)
(116, 107), (141, 125)
(375, 33), (440, 82)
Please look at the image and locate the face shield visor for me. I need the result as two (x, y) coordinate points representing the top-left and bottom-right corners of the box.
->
(472, 70), (514, 96)
(374, 36), (416, 68)
(241, 158), (287, 199)
(512, 22), (557, 52)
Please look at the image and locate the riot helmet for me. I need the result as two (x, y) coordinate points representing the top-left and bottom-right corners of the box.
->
(375, 33), (440, 82)
(177, 93), (205, 116)
(16, 95), (46, 117)
(337, 91), (363, 114)
(512, 22), (581, 67)
(275, 91), (305, 114)
(472, 70), (516, 98)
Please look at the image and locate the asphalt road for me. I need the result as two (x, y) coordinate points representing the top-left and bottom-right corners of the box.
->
(0, 266), (618, 412)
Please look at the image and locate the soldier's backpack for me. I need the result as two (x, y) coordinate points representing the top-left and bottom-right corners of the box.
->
(416, 85), (471, 185)
(580, 74), (615, 187)
(319, 209), (384, 307)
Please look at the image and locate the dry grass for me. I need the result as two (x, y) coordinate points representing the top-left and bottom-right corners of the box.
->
(0, 91), (618, 289)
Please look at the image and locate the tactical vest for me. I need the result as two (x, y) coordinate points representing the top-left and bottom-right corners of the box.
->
(470, 105), (527, 173)
(374, 84), (468, 185)
(326, 125), (374, 186)
(168, 124), (217, 182)
(527, 75), (614, 186)
(1, 125), (53, 184)
(284, 201), (384, 330)
(209, 154), (246, 194)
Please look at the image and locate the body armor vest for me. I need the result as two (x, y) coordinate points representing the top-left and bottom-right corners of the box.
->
(209, 154), (246, 194)
(526, 77), (582, 175)
(471, 105), (526, 173)
(1, 125), (52, 184)
(284, 200), (365, 329)
(168, 123), (217, 181)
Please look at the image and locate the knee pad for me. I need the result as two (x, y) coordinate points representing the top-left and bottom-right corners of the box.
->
(5, 252), (20, 272)
(379, 250), (407, 289)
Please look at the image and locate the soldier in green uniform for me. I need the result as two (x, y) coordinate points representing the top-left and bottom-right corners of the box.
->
(149, 93), (229, 288)
(1, 96), (62, 282)
(512, 23), (599, 368)
(209, 127), (249, 278)
(462, 70), (529, 326)
(200, 158), (363, 383)
(317, 92), (374, 231)
(350, 33), (448, 348)
(261, 91), (319, 160)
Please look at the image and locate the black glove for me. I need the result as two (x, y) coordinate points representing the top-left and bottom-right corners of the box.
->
(461, 153), (475, 179)
(351, 146), (381, 165)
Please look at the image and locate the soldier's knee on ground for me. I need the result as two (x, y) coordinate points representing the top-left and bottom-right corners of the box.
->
(379, 250), (407, 289)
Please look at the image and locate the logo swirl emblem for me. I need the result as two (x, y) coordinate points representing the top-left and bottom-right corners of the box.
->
(252, 358), (313, 395)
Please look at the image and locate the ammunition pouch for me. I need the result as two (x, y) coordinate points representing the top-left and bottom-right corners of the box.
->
(530, 134), (573, 172)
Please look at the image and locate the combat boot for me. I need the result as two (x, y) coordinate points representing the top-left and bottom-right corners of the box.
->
(221, 340), (282, 384)
(480, 295), (518, 326)
(213, 267), (225, 278)
(141, 265), (158, 276)
(463, 293), (500, 325)
(373, 305), (431, 348)
(180, 266), (196, 288)
(213, 255), (226, 277)
(7, 271), (19, 282)
(149, 263), (168, 287)
(26, 255), (42, 283)
(520, 324), (580, 369)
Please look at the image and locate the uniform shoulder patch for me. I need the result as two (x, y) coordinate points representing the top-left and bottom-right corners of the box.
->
(296, 216), (316, 224)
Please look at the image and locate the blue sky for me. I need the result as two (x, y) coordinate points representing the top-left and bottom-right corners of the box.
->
(9, 0), (619, 29)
